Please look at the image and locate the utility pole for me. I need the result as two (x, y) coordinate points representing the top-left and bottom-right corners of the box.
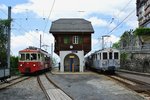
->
(42, 44), (49, 51)
(7, 6), (11, 70)
(40, 34), (41, 49)
(51, 43), (53, 58)
(102, 35), (110, 49)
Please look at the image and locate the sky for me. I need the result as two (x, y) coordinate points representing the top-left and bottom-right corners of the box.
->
(0, 0), (138, 60)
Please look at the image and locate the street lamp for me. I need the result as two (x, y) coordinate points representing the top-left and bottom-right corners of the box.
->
(102, 35), (110, 49)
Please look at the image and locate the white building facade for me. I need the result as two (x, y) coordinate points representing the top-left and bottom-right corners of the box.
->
(60, 50), (84, 72)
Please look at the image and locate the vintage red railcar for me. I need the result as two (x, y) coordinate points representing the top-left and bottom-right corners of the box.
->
(18, 46), (51, 74)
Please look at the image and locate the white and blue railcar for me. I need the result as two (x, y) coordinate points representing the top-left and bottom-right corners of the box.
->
(85, 48), (120, 73)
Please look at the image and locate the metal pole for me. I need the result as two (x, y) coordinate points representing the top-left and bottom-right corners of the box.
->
(102, 35), (110, 49)
(7, 6), (11, 70)
(102, 36), (104, 49)
(51, 43), (53, 58)
(40, 34), (41, 49)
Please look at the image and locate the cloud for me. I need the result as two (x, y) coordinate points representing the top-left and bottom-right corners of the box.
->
(11, 31), (54, 56)
(9, 0), (137, 57)
(105, 35), (120, 43)
(88, 17), (116, 29)
(103, 35), (120, 48)
(11, 0), (137, 30)
(0, 4), (7, 16)
(88, 17), (108, 27)
(91, 34), (120, 51)
(0, 4), (7, 10)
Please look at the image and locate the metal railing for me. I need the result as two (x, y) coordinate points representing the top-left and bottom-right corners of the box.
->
(120, 44), (150, 52)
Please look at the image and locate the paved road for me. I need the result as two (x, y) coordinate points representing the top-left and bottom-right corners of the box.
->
(47, 72), (145, 100)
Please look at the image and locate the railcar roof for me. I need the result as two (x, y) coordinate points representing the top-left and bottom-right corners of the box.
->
(19, 47), (50, 56)
(89, 48), (119, 56)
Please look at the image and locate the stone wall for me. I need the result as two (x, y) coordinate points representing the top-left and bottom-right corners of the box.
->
(120, 52), (150, 73)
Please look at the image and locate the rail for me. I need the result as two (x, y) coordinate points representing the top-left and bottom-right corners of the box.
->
(0, 76), (30, 90)
(108, 74), (150, 99)
(37, 74), (73, 100)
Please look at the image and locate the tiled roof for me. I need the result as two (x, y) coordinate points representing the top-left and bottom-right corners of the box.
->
(49, 18), (94, 33)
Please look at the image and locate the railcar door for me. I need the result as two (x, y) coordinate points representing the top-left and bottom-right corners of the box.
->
(108, 52), (114, 67)
(114, 52), (120, 68)
(102, 52), (108, 68)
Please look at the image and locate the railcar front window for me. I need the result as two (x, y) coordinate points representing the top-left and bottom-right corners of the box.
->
(31, 53), (37, 60)
(26, 53), (30, 60)
(103, 52), (107, 60)
(114, 52), (119, 59)
(109, 52), (112, 59)
(20, 54), (25, 61)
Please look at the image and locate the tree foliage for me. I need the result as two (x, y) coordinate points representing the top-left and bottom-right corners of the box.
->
(10, 56), (19, 75)
(0, 19), (11, 26)
(0, 20), (9, 68)
(134, 27), (150, 36)
(112, 41), (120, 49)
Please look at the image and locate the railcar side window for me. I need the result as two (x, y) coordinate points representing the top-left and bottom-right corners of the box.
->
(38, 54), (40, 60)
(109, 52), (112, 59)
(114, 52), (119, 59)
(41, 54), (44, 61)
(95, 54), (97, 60)
(99, 53), (101, 60)
(26, 53), (30, 60)
(31, 53), (37, 60)
(20, 54), (25, 61)
(103, 52), (107, 60)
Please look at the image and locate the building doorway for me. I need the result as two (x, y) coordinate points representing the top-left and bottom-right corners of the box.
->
(64, 54), (79, 72)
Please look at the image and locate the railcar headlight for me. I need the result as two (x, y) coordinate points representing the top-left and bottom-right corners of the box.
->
(20, 64), (22, 66)
(102, 61), (107, 65)
(33, 64), (36, 66)
(115, 61), (120, 65)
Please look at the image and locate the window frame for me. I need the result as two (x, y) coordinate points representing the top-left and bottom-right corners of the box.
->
(114, 52), (119, 59)
(72, 36), (79, 44)
(103, 52), (108, 60)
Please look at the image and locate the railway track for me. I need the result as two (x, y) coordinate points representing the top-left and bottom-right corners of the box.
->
(0, 76), (30, 90)
(91, 69), (150, 99)
(116, 70), (150, 77)
(37, 73), (73, 100)
(108, 74), (150, 99)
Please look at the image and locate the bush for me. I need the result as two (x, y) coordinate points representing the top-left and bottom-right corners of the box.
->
(134, 27), (150, 36)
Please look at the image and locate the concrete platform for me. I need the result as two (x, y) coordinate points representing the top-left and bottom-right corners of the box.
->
(51, 67), (94, 75)
(47, 71), (145, 100)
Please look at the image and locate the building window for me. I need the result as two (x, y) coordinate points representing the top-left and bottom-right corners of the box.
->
(73, 36), (79, 44)
(79, 37), (83, 44)
(64, 36), (69, 44)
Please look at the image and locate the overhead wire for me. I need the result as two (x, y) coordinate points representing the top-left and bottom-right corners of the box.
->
(98, 0), (133, 39)
(98, 0), (135, 49)
(107, 0), (134, 35)
(107, 9), (135, 35)
(43, 0), (55, 33)
(0, 8), (8, 17)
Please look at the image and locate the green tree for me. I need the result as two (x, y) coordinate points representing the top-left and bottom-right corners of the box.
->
(10, 56), (19, 75)
(134, 27), (150, 36)
(112, 41), (120, 49)
(0, 20), (10, 68)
